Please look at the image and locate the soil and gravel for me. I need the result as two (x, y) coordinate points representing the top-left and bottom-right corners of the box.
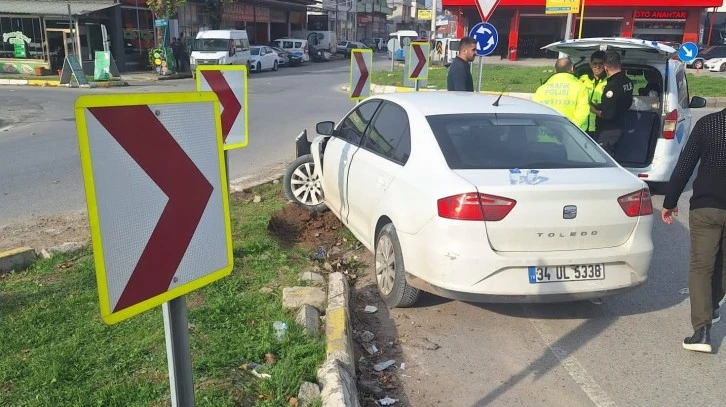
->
(265, 202), (410, 406)
(0, 211), (90, 253)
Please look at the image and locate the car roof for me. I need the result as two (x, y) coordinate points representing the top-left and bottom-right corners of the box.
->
(370, 92), (559, 117)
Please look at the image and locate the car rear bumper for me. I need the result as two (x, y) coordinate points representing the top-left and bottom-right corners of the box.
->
(397, 215), (653, 303)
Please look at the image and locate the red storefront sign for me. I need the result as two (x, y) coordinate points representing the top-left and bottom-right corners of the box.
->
(443, 0), (720, 7)
(634, 10), (687, 19)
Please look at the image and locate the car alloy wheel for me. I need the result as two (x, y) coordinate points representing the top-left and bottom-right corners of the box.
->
(273, 60), (278, 71)
(694, 60), (703, 69)
(257, 62), (261, 72)
(376, 234), (396, 296)
(283, 154), (327, 212)
(374, 223), (420, 308)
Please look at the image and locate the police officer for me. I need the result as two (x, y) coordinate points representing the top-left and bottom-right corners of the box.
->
(532, 57), (590, 132)
(590, 51), (634, 156)
(579, 51), (607, 139)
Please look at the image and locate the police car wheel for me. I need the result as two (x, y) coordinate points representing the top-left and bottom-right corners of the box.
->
(283, 154), (328, 213)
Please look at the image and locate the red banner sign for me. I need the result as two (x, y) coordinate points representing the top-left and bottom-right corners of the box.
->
(634, 10), (687, 19)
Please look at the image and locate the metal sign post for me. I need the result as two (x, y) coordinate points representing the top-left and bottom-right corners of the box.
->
(163, 297), (195, 407)
(469, 22), (498, 93)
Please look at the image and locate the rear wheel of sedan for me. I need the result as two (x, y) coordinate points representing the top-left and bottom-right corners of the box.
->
(273, 60), (278, 71)
(283, 154), (327, 212)
(721, 63), (726, 72)
(375, 223), (420, 308)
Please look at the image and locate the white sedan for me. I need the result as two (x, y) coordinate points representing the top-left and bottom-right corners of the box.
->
(704, 57), (726, 72)
(283, 92), (655, 307)
(249, 46), (279, 72)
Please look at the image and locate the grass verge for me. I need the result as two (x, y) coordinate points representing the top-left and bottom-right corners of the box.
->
(371, 65), (726, 97)
(0, 182), (325, 407)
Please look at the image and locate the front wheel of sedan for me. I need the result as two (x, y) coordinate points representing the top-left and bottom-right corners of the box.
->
(283, 154), (327, 212)
(375, 223), (420, 308)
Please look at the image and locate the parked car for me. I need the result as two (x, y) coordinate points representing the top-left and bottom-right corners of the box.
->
(543, 37), (707, 188)
(249, 46), (279, 72)
(270, 45), (302, 67)
(271, 38), (310, 62)
(687, 45), (726, 70)
(283, 92), (655, 307)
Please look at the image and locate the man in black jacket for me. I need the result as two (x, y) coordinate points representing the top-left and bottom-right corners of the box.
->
(447, 36), (476, 92)
(662, 108), (726, 353)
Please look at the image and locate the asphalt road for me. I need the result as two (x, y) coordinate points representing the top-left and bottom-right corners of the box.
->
(0, 56), (372, 226)
(361, 157), (726, 407)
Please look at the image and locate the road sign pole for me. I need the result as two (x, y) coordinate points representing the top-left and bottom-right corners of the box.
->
(414, 79), (420, 91)
(224, 149), (230, 194)
(477, 56), (484, 92)
(163, 296), (195, 407)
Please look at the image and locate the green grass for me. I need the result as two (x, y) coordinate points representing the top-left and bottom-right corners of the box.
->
(0, 183), (325, 407)
(372, 65), (726, 97)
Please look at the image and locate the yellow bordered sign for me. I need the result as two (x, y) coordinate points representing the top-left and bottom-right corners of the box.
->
(408, 41), (431, 81)
(349, 48), (373, 101)
(74, 92), (234, 325)
(195, 64), (249, 150)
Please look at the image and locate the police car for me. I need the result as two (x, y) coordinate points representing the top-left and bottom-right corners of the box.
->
(543, 38), (708, 188)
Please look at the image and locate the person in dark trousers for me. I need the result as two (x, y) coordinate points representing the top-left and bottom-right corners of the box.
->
(446, 36), (476, 92)
(589, 51), (633, 156)
(662, 108), (726, 354)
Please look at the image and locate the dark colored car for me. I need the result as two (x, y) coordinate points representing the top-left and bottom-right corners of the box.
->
(269, 45), (303, 67)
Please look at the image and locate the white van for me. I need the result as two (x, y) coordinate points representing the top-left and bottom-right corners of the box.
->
(190, 29), (251, 77)
(291, 30), (337, 54)
(272, 38), (310, 62)
(387, 30), (419, 61)
(543, 38), (708, 188)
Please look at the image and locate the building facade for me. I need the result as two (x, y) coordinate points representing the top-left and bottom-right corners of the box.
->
(0, 0), (314, 75)
(441, 0), (724, 60)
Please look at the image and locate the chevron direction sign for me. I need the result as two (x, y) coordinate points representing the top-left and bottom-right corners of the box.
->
(196, 65), (249, 150)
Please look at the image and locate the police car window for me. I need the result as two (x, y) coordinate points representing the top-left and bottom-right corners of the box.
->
(676, 69), (689, 109)
(336, 101), (381, 145)
(426, 114), (615, 170)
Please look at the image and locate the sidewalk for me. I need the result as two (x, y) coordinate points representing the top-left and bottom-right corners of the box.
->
(0, 70), (192, 88)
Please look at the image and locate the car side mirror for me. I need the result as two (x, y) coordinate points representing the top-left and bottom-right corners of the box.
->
(689, 96), (707, 108)
(316, 121), (335, 136)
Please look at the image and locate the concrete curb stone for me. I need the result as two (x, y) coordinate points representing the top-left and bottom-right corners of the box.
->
(319, 271), (360, 406)
(0, 247), (37, 274)
(0, 78), (129, 87)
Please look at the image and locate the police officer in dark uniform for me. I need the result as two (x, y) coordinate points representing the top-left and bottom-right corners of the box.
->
(589, 51), (634, 156)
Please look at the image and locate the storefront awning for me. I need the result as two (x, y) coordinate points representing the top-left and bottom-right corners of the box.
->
(0, 0), (116, 16)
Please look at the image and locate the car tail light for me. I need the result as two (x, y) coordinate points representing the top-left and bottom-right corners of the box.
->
(663, 109), (678, 139)
(618, 189), (653, 217)
(437, 193), (516, 221)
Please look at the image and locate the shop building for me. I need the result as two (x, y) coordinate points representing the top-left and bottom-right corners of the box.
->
(441, 0), (723, 60)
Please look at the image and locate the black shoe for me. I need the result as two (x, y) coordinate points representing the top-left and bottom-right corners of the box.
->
(714, 309), (721, 324)
(683, 326), (712, 353)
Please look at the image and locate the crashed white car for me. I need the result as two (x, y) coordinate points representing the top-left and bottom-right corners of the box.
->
(705, 57), (726, 72)
(283, 92), (654, 307)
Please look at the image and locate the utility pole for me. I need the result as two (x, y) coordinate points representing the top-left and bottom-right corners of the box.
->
(67, 2), (76, 55)
(561, 12), (572, 58)
(430, 0), (436, 40)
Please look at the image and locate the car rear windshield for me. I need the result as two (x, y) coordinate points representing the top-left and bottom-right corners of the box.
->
(426, 113), (616, 170)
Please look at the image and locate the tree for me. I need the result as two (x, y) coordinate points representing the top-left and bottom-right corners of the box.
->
(146, 0), (187, 19)
(206, 0), (236, 30)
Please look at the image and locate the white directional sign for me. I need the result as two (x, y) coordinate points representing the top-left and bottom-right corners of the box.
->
(408, 41), (430, 81)
(350, 48), (372, 101)
(474, 0), (500, 22)
(196, 65), (249, 150)
(74, 92), (234, 324)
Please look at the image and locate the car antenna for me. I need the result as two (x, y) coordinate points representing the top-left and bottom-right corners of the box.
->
(492, 84), (510, 107)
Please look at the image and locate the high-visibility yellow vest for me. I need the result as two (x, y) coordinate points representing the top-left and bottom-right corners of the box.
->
(532, 73), (590, 133)
(579, 73), (607, 132)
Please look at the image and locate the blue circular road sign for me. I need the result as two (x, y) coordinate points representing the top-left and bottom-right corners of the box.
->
(469, 22), (499, 57)
(678, 42), (699, 64)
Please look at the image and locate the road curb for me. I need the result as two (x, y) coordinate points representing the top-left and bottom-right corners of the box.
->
(369, 83), (726, 107)
(0, 78), (128, 87)
(318, 272), (361, 407)
(0, 247), (36, 274)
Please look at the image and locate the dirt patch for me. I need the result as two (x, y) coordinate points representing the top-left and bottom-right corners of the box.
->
(268, 204), (343, 251)
(0, 211), (90, 253)
(349, 269), (411, 407)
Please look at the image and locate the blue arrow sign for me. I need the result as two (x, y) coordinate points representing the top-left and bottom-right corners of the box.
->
(469, 22), (498, 57)
(678, 42), (698, 64)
